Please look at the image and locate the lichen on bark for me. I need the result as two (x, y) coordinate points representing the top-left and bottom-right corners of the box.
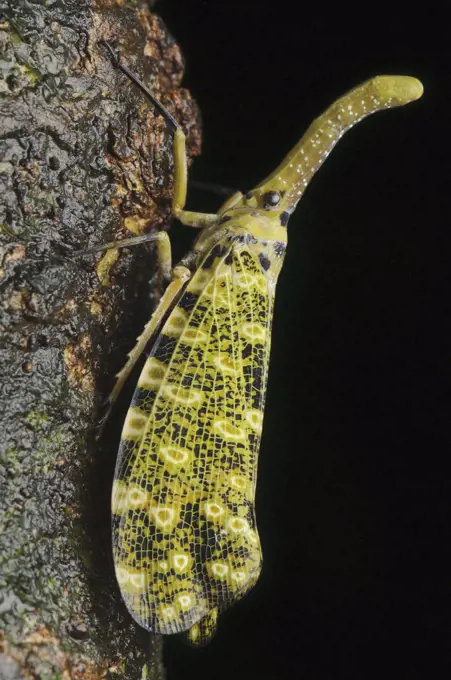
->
(0, 1), (201, 677)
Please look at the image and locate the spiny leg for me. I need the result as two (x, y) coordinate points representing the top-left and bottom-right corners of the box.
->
(96, 270), (191, 437)
(108, 264), (191, 407)
(107, 233), (191, 409)
(90, 231), (191, 436)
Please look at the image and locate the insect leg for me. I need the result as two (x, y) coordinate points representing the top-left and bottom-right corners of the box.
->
(99, 42), (219, 230)
(107, 265), (190, 407)
(72, 232), (168, 257)
(171, 127), (219, 228)
(107, 253), (191, 410)
(217, 189), (245, 214)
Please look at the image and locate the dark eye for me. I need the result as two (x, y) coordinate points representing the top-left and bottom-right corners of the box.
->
(263, 191), (281, 209)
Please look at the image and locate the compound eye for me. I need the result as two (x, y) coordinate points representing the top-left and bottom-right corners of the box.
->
(263, 191), (281, 209)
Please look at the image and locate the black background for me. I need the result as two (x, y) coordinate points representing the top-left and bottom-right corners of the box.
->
(152, 3), (449, 678)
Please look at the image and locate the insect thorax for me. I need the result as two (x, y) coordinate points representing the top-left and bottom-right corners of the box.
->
(189, 208), (288, 285)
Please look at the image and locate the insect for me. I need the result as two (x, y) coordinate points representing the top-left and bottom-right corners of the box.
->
(97, 44), (422, 645)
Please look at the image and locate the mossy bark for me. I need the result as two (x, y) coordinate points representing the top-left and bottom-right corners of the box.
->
(0, 1), (201, 677)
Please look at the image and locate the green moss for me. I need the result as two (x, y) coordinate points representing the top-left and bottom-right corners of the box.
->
(25, 410), (50, 428)
(8, 27), (22, 45)
(1, 448), (20, 474)
(19, 62), (40, 85)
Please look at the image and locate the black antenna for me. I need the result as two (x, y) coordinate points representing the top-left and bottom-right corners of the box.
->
(98, 40), (181, 133)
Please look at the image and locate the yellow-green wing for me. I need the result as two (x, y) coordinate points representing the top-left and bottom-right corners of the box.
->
(112, 233), (281, 636)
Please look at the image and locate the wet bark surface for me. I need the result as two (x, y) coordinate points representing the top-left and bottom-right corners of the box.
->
(0, 1), (201, 677)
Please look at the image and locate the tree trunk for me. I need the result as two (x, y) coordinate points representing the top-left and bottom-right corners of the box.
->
(0, 1), (201, 677)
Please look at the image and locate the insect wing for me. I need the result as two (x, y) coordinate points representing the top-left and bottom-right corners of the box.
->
(112, 236), (275, 634)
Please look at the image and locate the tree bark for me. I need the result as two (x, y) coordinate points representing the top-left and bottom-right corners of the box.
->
(0, 1), (201, 677)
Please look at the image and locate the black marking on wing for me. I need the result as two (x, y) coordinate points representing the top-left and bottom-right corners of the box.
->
(280, 211), (290, 226)
(178, 291), (199, 311)
(274, 240), (286, 257)
(259, 252), (271, 271)
(152, 334), (178, 364)
(201, 242), (229, 269)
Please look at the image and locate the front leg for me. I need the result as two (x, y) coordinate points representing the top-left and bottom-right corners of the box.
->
(100, 44), (219, 231)
(171, 127), (219, 229)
